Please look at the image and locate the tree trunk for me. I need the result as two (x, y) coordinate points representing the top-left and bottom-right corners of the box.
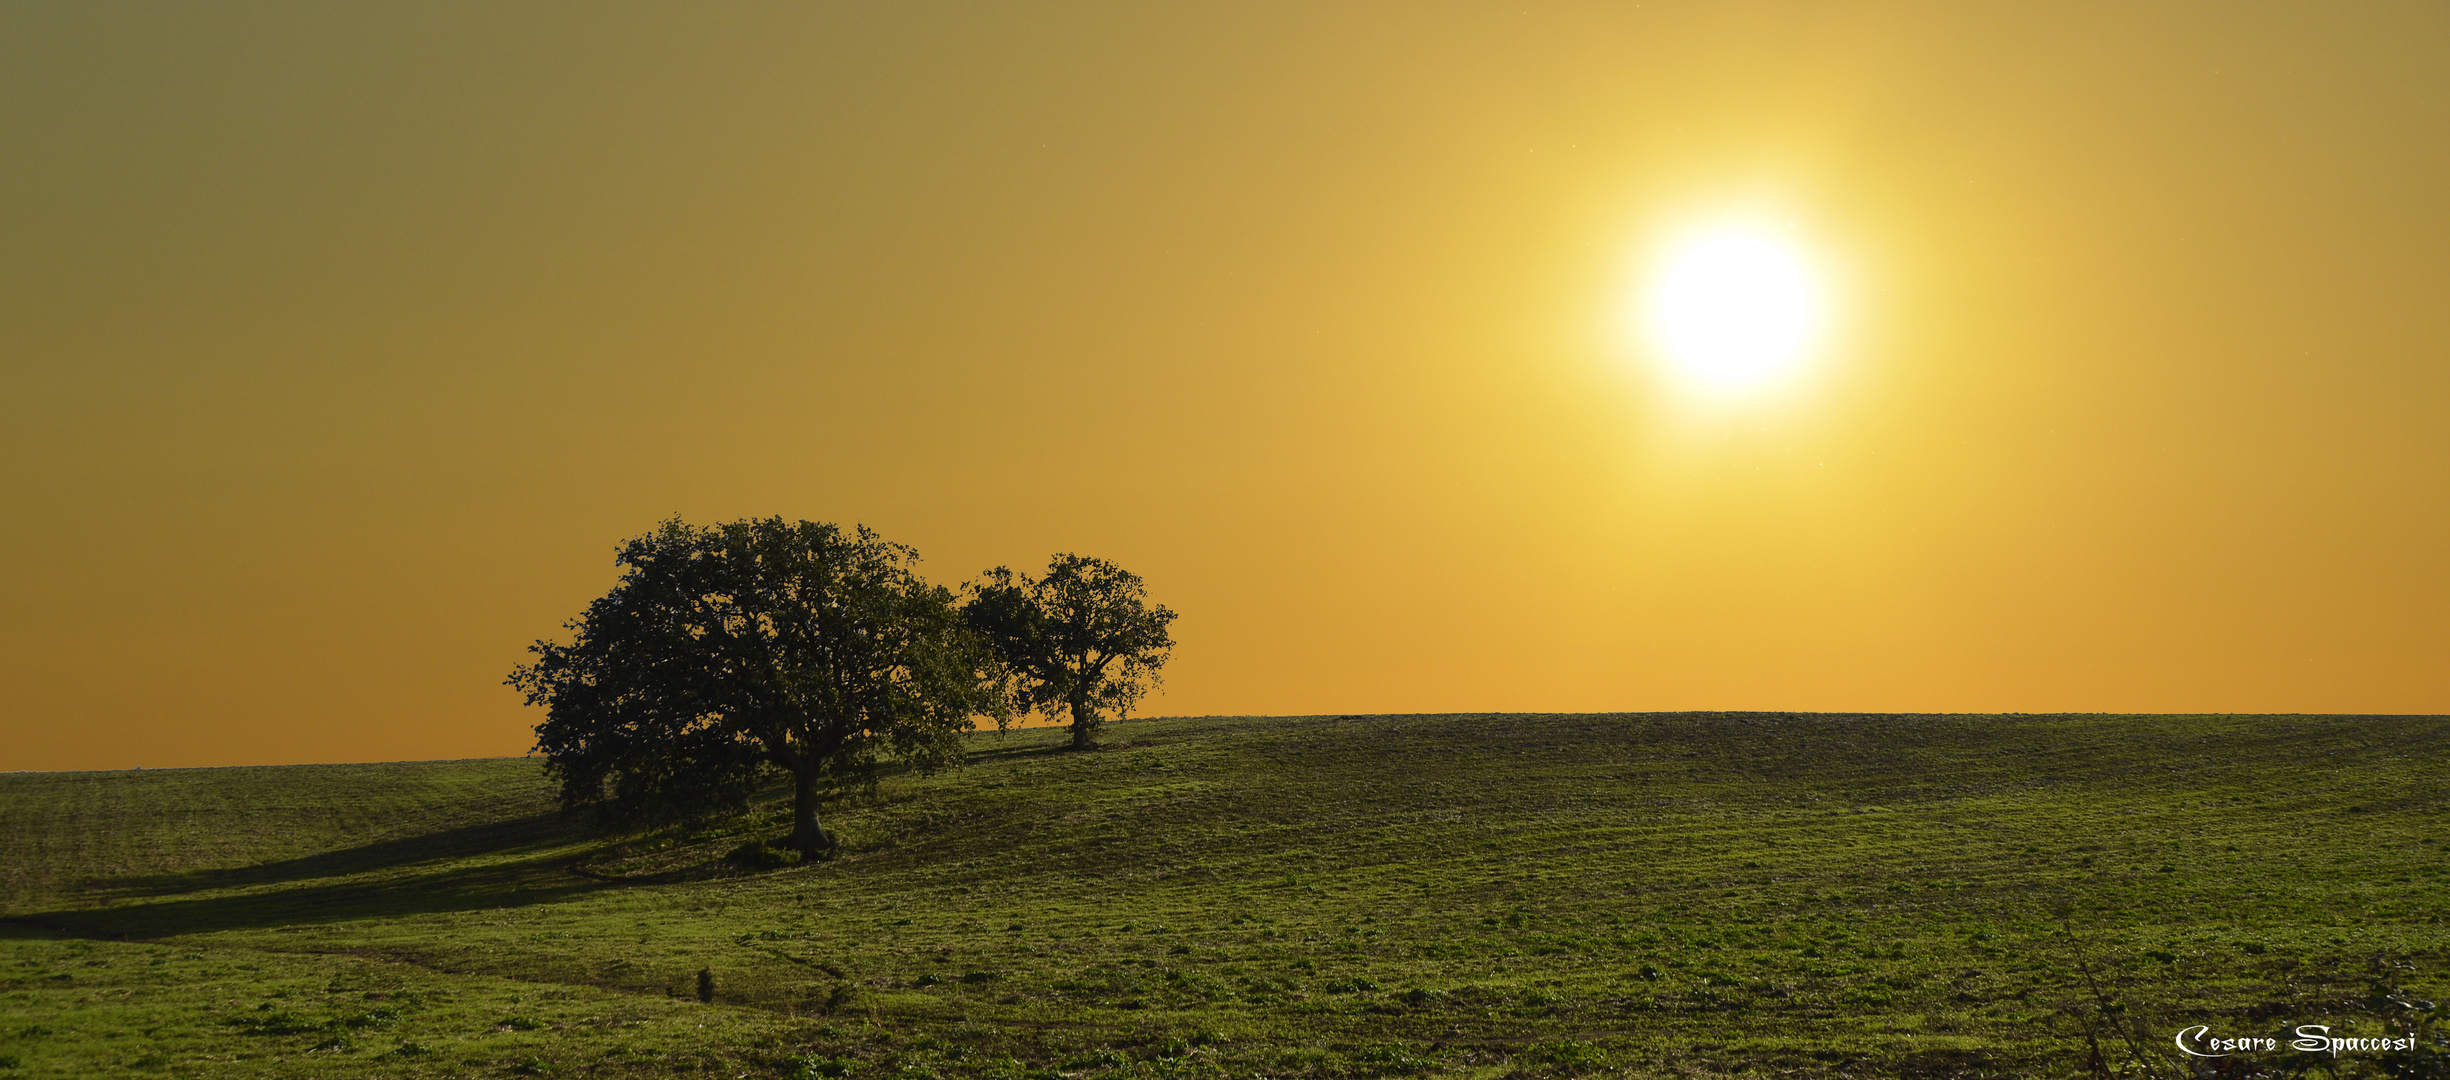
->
(789, 764), (833, 857)
(1070, 692), (1094, 750)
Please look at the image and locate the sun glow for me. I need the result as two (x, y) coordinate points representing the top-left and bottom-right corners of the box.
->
(1640, 223), (1827, 394)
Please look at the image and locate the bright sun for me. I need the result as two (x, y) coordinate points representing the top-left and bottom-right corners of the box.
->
(1640, 224), (1825, 393)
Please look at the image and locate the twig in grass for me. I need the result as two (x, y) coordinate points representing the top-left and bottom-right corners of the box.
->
(2058, 909), (2169, 1080)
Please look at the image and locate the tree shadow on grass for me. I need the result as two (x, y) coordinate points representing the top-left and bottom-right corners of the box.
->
(962, 740), (1085, 766)
(85, 806), (595, 901)
(8, 742), (1077, 944)
(6, 808), (627, 940)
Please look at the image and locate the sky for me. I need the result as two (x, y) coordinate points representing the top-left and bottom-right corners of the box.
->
(4, 3), (2447, 771)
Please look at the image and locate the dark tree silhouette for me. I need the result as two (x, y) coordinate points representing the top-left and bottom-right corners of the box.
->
(509, 517), (1000, 857)
(965, 554), (1176, 750)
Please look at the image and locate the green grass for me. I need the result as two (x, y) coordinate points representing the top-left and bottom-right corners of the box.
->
(3, 712), (2446, 1078)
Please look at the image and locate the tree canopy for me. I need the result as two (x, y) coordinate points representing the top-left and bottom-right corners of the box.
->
(965, 554), (1176, 750)
(508, 517), (1000, 856)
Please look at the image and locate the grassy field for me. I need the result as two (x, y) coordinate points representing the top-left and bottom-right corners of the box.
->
(2, 712), (2445, 1078)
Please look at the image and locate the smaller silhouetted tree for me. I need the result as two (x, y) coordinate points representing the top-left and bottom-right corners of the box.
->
(965, 554), (1176, 750)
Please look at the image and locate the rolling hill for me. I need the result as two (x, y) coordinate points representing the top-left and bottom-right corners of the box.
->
(3, 712), (2445, 1077)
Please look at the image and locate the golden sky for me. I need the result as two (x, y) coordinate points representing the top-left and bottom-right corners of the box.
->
(5, 3), (2446, 771)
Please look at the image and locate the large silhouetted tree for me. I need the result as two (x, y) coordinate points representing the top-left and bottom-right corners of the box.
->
(965, 554), (1176, 750)
(509, 517), (1000, 857)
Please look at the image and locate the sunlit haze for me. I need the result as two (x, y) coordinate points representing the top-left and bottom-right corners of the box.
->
(4, 4), (2447, 770)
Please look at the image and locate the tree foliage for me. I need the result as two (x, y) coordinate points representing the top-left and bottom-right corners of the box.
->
(508, 517), (1000, 855)
(965, 554), (1176, 750)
